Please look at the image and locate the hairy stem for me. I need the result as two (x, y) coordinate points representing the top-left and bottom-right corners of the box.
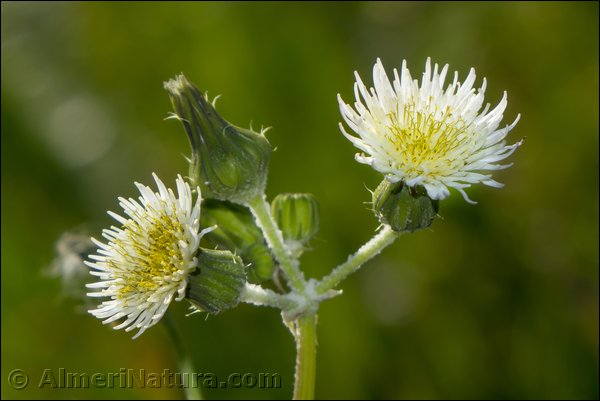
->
(247, 195), (306, 292)
(240, 283), (299, 310)
(293, 313), (317, 400)
(316, 225), (398, 294)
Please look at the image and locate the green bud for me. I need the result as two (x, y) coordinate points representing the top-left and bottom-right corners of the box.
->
(186, 248), (246, 314)
(164, 75), (271, 204)
(201, 199), (261, 251)
(201, 199), (275, 284)
(271, 193), (319, 256)
(372, 180), (439, 233)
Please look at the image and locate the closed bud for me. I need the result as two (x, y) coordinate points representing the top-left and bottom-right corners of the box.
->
(372, 180), (439, 232)
(186, 248), (246, 314)
(201, 199), (275, 284)
(164, 75), (271, 204)
(271, 193), (319, 256)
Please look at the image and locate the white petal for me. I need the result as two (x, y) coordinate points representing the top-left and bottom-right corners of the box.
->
(339, 58), (521, 204)
(85, 173), (203, 338)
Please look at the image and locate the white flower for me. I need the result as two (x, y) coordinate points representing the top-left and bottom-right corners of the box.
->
(86, 173), (212, 339)
(338, 58), (522, 203)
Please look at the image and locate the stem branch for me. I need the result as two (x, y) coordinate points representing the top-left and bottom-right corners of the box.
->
(247, 195), (306, 292)
(240, 283), (300, 310)
(317, 225), (398, 294)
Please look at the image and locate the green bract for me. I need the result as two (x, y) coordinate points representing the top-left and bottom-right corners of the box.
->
(186, 248), (246, 315)
(372, 180), (439, 232)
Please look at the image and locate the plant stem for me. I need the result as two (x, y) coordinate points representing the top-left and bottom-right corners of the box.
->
(240, 283), (300, 310)
(316, 225), (398, 294)
(163, 311), (203, 400)
(247, 195), (306, 292)
(293, 313), (317, 400)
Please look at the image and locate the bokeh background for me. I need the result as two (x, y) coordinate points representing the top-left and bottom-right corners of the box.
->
(2, 2), (598, 399)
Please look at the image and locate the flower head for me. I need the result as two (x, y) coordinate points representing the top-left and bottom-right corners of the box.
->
(86, 173), (210, 338)
(338, 58), (522, 203)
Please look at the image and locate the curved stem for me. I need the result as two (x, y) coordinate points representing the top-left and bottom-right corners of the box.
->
(247, 195), (306, 292)
(316, 225), (398, 294)
(163, 311), (203, 400)
(293, 314), (317, 400)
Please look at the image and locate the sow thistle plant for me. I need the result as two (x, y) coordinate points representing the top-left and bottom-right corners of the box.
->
(81, 58), (521, 399)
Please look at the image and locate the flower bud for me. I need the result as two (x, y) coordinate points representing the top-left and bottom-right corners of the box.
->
(186, 248), (247, 314)
(372, 180), (439, 232)
(271, 193), (319, 256)
(201, 199), (275, 283)
(164, 75), (271, 204)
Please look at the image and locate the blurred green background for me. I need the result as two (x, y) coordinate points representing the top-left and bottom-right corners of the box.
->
(2, 2), (598, 399)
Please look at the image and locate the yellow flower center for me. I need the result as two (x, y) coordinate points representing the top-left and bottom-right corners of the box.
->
(386, 103), (472, 177)
(116, 208), (185, 300)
